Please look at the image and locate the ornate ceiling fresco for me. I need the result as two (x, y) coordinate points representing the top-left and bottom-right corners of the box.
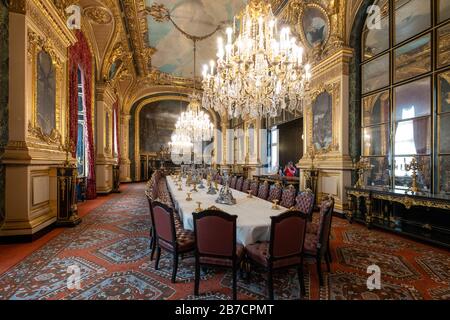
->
(42, 0), (350, 111)
(145, 0), (247, 78)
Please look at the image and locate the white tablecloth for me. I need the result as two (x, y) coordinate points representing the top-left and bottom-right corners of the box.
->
(166, 176), (281, 246)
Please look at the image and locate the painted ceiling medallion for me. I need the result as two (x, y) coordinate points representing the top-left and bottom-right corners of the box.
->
(84, 6), (113, 25)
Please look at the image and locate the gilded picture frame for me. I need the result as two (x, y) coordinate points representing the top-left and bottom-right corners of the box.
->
(28, 30), (63, 145)
(307, 82), (340, 156)
(299, 3), (330, 49)
(312, 91), (332, 151)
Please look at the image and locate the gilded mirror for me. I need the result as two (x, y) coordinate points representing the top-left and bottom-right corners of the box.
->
(301, 5), (329, 48)
(36, 50), (56, 136)
(312, 92), (332, 151)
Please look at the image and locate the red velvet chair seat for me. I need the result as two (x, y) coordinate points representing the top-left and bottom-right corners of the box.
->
(199, 244), (245, 267)
(303, 232), (319, 256)
(193, 208), (241, 299)
(174, 212), (183, 229)
(306, 222), (319, 235)
(159, 228), (195, 252)
(246, 242), (302, 268)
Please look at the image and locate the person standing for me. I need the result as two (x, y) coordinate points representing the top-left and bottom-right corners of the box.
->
(284, 161), (297, 177)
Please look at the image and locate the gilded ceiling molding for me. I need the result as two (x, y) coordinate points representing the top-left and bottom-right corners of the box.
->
(84, 5), (113, 24)
(27, 0), (77, 51)
(345, 0), (364, 44)
(124, 0), (288, 92)
(124, 72), (201, 113)
(52, 0), (79, 18)
(101, 41), (133, 82)
(83, 15), (114, 80)
(6, 0), (27, 14)
(120, 0), (150, 76)
(124, 85), (194, 114)
(95, 0), (136, 102)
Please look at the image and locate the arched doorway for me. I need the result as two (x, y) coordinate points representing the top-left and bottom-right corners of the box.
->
(128, 94), (220, 181)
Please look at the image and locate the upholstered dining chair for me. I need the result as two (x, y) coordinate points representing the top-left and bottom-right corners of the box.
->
(236, 176), (244, 191)
(303, 195), (335, 286)
(246, 210), (309, 300)
(230, 176), (238, 189)
(146, 170), (161, 191)
(267, 182), (282, 203)
(193, 207), (244, 300)
(250, 179), (259, 196)
(150, 200), (195, 283)
(144, 190), (157, 261)
(257, 181), (270, 200)
(280, 185), (297, 208)
(156, 178), (176, 209)
(242, 178), (251, 193)
(294, 189), (315, 220)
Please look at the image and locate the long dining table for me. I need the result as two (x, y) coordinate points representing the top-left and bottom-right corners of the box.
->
(166, 176), (284, 246)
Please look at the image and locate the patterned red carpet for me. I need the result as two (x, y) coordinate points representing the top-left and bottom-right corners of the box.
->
(0, 183), (448, 300)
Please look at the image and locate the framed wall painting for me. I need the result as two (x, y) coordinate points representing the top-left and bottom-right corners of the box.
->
(300, 4), (330, 48)
(312, 91), (332, 151)
(36, 50), (56, 136)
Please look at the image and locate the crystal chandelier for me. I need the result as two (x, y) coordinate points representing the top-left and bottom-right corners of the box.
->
(168, 131), (193, 152)
(202, 0), (312, 119)
(175, 36), (214, 143)
(175, 93), (214, 143)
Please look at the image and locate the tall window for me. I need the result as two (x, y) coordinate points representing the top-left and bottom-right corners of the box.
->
(269, 127), (279, 172)
(77, 67), (88, 177)
(361, 0), (450, 192)
(113, 107), (118, 157)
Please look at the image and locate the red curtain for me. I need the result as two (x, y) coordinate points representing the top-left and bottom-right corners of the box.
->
(69, 30), (96, 199)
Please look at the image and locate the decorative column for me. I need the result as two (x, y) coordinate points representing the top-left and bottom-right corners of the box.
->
(119, 112), (132, 182)
(95, 83), (115, 194)
(1, 0), (76, 239)
(220, 113), (231, 173)
(298, 49), (354, 213)
(243, 118), (264, 178)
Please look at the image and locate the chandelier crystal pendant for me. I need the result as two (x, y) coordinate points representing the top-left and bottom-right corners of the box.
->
(202, 0), (312, 119)
(175, 91), (214, 143)
(174, 37), (214, 143)
(168, 131), (193, 152)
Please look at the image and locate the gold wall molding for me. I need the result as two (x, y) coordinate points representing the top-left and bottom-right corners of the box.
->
(311, 48), (353, 80)
(84, 5), (113, 24)
(121, 0), (150, 75)
(7, 0), (27, 13)
(306, 81), (341, 158)
(27, 28), (64, 147)
(28, 121), (63, 145)
(28, 0), (77, 51)
(124, 85), (194, 114)
(102, 41), (133, 83)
